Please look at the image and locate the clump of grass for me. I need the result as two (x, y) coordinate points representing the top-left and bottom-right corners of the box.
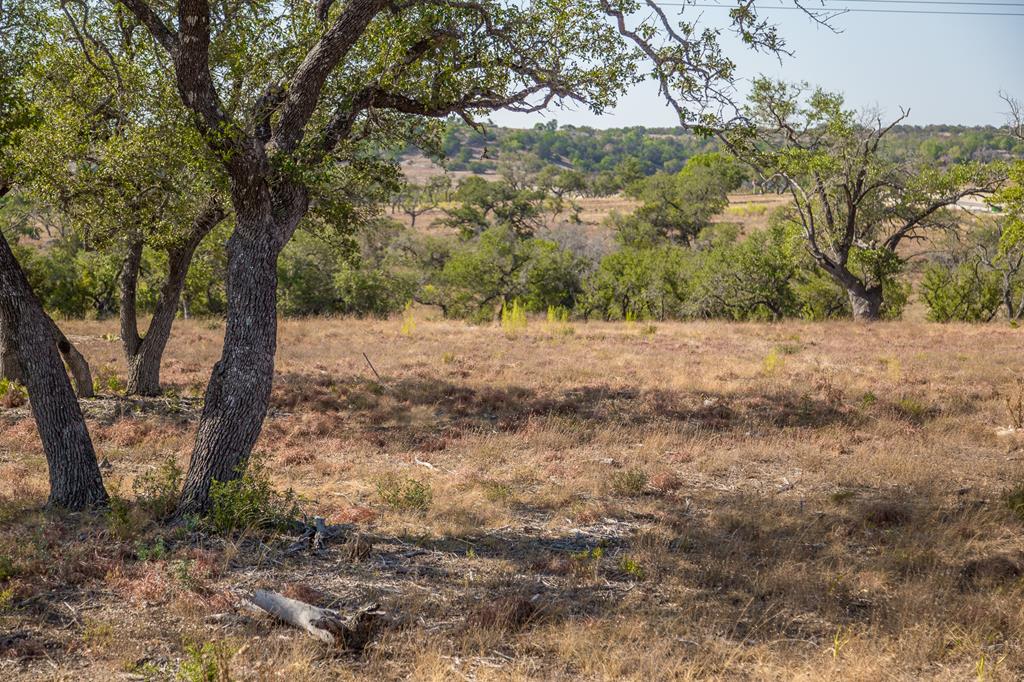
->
(441, 351), (456, 364)
(1005, 378), (1024, 429)
(1003, 484), (1024, 522)
(546, 305), (570, 324)
(0, 378), (27, 408)
(609, 468), (648, 496)
(640, 323), (657, 337)
(860, 391), (878, 407)
(377, 475), (433, 512)
(207, 457), (303, 534)
(775, 342), (801, 355)
(501, 299), (528, 335)
(482, 480), (514, 503)
(894, 395), (931, 424)
(829, 489), (857, 505)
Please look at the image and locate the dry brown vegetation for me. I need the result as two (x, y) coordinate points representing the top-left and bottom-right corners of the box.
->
(2, 316), (1024, 679)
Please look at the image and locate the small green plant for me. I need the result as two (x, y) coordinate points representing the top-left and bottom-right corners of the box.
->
(829, 489), (857, 505)
(0, 378), (27, 408)
(133, 458), (184, 521)
(894, 395), (930, 423)
(0, 585), (15, 612)
(482, 480), (514, 503)
(501, 299), (528, 334)
(571, 545), (605, 579)
(93, 364), (126, 395)
(400, 301), (416, 336)
(171, 559), (200, 592)
(207, 457), (303, 534)
(106, 493), (140, 541)
(762, 347), (784, 374)
(135, 537), (168, 562)
(546, 305), (570, 323)
(618, 555), (646, 580)
(860, 391), (878, 407)
(0, 554), (17, 581)
(609, 468), (648, 496)
(441, 351), (456, 364)
(377, 475), (432, 512)
(178, 641), (231, 682)
(831, 626), (851, 660)
(1003, 484), (1024, 522)
(640, 323), (657, 336)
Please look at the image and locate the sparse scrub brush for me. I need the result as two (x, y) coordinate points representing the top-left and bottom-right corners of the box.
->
(501, 299), (528, 334)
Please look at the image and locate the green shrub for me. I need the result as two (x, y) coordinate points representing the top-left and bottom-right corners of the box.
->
(376, 475), (433, 512)
(133, 458), (183, 521)
(609, 468), (648, 496)
(178, 641), (232, 682)
(207, 458), (302, 534)
(921, 260), (1002, 322)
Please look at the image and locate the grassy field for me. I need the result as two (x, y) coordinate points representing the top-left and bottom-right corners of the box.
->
(2, 316), (1024, 680)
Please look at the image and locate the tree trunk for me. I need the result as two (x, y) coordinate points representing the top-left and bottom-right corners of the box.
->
(121, 203), (225, 397)
(176, 206), (290, 514)
(0, 320), (25, 384)
(847, 285), (883, 321)
(0, 232), (107, 509)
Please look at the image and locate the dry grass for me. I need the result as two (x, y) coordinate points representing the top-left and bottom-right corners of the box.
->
(386, 191), (788, 234)
(2, 316), (1024, 679)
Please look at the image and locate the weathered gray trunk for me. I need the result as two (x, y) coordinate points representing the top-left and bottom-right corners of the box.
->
(847, 285), (883, 321)
(120, 203), (225, 397)
(0, 231), (107, 509)
(176, 190), (301, 515)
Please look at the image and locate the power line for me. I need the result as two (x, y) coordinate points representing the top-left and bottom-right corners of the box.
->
(672, 2), (1024, 14)
(664, 0), (1024, 4)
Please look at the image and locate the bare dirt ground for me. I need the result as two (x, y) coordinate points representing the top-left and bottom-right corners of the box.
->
(2, 317), (1024, 680)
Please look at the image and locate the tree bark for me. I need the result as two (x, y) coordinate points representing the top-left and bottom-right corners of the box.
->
(176, 192), (300, 515)
(0, 320), (25, 384)
(52, 321), (96, 398)
(0, 231), (108, 509)
(120, 203), (225, 396)
(847, 285), (883, 321)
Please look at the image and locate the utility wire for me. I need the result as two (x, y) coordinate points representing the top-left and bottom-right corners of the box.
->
(674, 2), (1024, 14)
(662, 0), (1024, 4)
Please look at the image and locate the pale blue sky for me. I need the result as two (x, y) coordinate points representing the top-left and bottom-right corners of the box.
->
(492, 5), (1024, 128)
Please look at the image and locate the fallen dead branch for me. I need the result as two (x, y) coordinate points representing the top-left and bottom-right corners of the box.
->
(247, 590), (383, 650)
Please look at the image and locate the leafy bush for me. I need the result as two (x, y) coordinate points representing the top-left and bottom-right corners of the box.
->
(921, 260), (1002, 322)
(133, 458), (184, 521)
(207, 458), (302, 534)
(376, 475), (433, 512)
